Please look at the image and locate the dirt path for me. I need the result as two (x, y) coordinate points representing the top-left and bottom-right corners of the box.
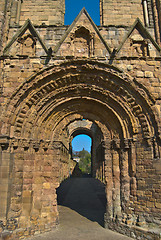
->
(27, 178), (132, 240)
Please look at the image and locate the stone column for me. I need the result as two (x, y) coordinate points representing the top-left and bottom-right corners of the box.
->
(96, 144), (101, 180)
(129, 139), (137, 196)
(8, 141), (27, 231)
(104, 140), (113, 220)
(0, 136), (16, 239)
(92, 139), (97, 178)
(20, 143), (34, 229)
(119, 139), (130, 211)
(111, 144), (122, 219)
(97, 141), (106, 182)
(0, 136), (11, 220)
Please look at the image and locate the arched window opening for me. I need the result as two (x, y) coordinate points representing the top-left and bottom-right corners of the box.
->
(65, 0), (100, 25)
(72, 134), (92, 176)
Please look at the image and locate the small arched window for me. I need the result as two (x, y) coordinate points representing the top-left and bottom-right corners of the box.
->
(65, 0), (100, 25)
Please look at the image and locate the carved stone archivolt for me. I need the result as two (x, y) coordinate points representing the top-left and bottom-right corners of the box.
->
(1, 60), (159, 144)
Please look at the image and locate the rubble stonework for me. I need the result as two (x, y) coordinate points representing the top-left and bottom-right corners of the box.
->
(0, 1), (161, 239)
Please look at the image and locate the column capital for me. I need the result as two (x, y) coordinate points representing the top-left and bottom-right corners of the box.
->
(123, 138), (130, 149)
(52, 141), (62, 149)
(0, 135), (10, 150)
(112, 138), (120, 150)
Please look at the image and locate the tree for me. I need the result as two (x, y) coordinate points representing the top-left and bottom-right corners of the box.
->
(77, 148), (91, 174)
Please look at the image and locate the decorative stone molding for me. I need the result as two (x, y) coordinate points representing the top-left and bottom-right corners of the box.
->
(32, 141), (40, 151)
(52, 141), (63, 149)
(123, 138), (130, 149)
(11, 138), (19, 149)
(20, 139), (30, 150)
(42, 140), (50, 151)
(0, 135), (10, 150)
(3, 60), (157, 143)
(112, 138), (121, 150)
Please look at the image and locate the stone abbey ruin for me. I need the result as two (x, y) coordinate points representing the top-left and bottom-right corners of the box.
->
(0, 0), (161, 239)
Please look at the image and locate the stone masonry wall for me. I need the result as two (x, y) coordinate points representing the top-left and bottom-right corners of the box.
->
(10, 0), (65, 26)
(101, 0), (144, 26)
(1, 28), (161, 111)
(0, 139), (73, 239)
(0, 1), (6, 49)
(0, 1), (161, 240)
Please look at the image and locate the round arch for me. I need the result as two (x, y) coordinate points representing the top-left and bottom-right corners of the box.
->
(0, 60), (160, 237)
(71, 127), (94, 139)
(66, 118), (105, 178)
(1, 60), (159, 142)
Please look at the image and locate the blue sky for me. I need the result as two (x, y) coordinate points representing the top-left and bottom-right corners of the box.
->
(65, 0), (100, 25)
(65, 1), (99, 152)
(72, 134), (92, 152)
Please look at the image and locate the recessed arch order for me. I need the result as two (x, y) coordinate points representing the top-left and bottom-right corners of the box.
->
(2, 59), (159, 144)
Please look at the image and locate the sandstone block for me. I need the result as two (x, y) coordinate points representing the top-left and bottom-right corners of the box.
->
(136, 71), (144, 77)
(145, 71), (154, 78)
(43, 182), (51, 189)
(147, 201), (155, 208)
(155, 202), (161, 209)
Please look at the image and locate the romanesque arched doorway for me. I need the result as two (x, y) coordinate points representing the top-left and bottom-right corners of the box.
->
(67, 119), (105, 180)
(0, 60), (160, 238)
(56, 119), (107, 228)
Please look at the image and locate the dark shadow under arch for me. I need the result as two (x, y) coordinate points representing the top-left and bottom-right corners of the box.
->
(56, 176), (107, 227)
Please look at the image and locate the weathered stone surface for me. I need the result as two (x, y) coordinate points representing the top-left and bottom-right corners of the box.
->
(0, 1), (161, 240)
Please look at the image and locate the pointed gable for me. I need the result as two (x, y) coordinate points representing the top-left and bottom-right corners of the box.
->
(116, 18), (161, 58)
(3, 19), (49, 57)
(54, 8), (111, 58)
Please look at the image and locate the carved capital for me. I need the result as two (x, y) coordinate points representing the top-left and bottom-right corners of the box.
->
(112, 138), (120, 150)
(144, 136), (152, 147)
(123, 138), (130, 149)
(42, 140), (50, 150)
(11, 139), (19, 149)
(90, 32), (95, 39)
(102, 140), (111, 150)
(21, 139), (30, 150)
(0, 135), (10, 150)
(52, 141), (62, 149)
(32, 141), (40, 150)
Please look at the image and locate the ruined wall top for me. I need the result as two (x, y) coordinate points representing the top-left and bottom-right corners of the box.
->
(0, 0), (152, 27)
(101, 0), (144, 26)
(10, 0), (65, 26)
